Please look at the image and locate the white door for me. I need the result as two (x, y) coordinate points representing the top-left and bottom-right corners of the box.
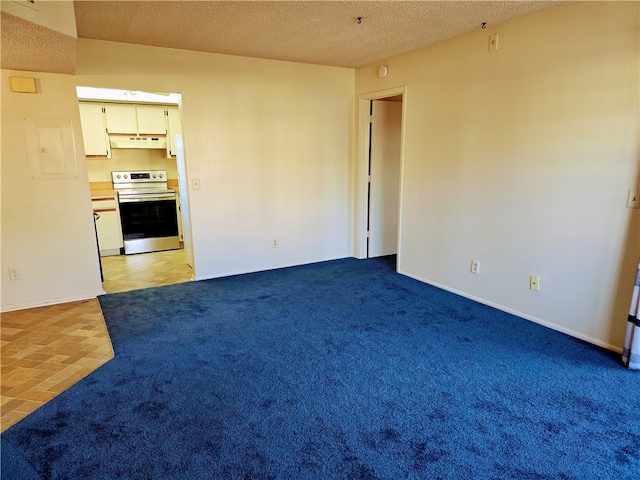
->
(368, 100), (402, 258)
(175, 134), (194, 268)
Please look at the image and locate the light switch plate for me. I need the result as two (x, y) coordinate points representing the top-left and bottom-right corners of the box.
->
(627, 189), (639, 208)
(471, 260), (480, 274)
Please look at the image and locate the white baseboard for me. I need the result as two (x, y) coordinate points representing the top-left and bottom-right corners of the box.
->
(398, 269), (622, 354)
(0, 290), (104, 313)
(194, 255), (350, 282)
(100, 248), (121, 257)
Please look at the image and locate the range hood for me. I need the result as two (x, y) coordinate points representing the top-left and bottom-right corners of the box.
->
(110, 135), (166, 149)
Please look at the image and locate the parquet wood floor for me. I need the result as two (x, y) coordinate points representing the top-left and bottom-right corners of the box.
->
(1, 299), (114, 432)
(101, 248), (194, 294)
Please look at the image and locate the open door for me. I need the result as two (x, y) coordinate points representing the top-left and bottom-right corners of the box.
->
(368, 99), (402, 258)
(175, 134), (194, 268)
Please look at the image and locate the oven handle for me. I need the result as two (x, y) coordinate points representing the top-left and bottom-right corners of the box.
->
(119, 195), (176, 203)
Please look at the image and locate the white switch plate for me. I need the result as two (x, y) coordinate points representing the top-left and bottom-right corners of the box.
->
(627, 189), (639, 208)
(471, 260), (480, 274)
(192, 178), (200, 190)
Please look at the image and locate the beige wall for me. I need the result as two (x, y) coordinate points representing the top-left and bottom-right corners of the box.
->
(1, 69), (104, 310)
(4, 1), (637, 354)
(355, 1), (640, 350)
(76, 39), (355, 280)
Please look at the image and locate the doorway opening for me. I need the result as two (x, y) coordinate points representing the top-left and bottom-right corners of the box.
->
(356, 87), (406, 271)
(76, 86), (195, 293)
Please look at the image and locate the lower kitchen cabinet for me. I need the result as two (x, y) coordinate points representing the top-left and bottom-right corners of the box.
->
(92, 195), (123, 256)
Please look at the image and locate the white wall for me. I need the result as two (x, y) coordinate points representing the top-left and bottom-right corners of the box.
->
(76, 40), (355, 280)
(1, 69), (104, 311)
(355, 2), (640, 350)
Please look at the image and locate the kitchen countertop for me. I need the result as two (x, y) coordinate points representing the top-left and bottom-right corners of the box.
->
(90, 182), (117, 198)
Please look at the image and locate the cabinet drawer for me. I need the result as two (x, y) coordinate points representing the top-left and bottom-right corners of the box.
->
(92, 196), (117, 211)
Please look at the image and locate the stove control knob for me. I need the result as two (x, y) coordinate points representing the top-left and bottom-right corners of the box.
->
(124, 174), (129, 179)
(152, 174), (157, 179)
(116, 174), (121, 179)
(159, 173), (164, 178)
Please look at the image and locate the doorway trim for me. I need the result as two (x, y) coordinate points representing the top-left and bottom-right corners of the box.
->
(355, 86), (407, 264)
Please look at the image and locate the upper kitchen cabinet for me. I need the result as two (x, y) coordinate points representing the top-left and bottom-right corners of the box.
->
(79, 101), (182, 158)
(104, 104), (138, 134)
(104, 104), (168, 136)
(78, 103), (110, 157)
(137, 106), (168, 135)
(166, 107), (182, 157)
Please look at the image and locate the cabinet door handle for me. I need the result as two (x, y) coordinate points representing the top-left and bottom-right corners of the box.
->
(93, 208), (116, 213)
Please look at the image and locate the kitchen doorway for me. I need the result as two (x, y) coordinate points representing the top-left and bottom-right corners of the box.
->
(356, 87), (406, 268)
(77, 86), (195, 293)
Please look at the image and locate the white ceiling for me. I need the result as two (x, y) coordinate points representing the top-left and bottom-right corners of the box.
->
(73, 1), (562, 68)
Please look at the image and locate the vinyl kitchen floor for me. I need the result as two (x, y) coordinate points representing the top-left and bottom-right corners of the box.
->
(101, 248), (193, 294)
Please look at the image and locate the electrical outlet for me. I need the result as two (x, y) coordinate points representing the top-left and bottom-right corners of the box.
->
(192, 178), (200, 190)
(471, 260), (480, 275)
(8, 267), (21, 280)
(273, 238), (278, 248)
(530, 275), (540, 291)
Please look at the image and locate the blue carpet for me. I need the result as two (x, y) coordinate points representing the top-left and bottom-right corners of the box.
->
(2, 257), (639, 479)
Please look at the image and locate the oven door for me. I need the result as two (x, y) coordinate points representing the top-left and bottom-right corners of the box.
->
(118, 198), (180, 254)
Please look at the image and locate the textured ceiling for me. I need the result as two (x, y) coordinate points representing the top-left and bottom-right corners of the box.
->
(1, 12), (76, 75)
(73, 1), (562, 68)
